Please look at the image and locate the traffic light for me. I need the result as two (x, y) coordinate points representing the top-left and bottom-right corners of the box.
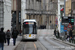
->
(60, 8), (64, 16)
(68, 17), (74, 25)
(71, 19), (74, 22)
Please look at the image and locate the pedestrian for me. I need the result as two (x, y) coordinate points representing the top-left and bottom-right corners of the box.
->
(65, 32), (67, 40)
(54, 28), (56, 36)
(20, 29), (22, 36)
(69, 29), (73, 39)
(6, 29), (11, 46)
(66, 29), (69, 40)
(57, 30), (60, 38)
(12, 28), (18, 46)
(72, 29), (75, 38)
(0, 27), (6, 50)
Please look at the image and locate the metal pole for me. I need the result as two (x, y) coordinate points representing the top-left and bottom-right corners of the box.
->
(48, 2), (49, 29)
(64, 0), (66, 17)
(64, 0), (66, 40)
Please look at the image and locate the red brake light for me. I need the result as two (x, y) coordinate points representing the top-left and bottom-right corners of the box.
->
(26, 22), (28, 24)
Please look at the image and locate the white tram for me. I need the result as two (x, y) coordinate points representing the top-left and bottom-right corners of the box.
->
(22, 19), (37, 40)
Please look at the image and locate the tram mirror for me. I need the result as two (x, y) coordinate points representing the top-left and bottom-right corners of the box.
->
(34, 22), (36, 25)
(33, 22), (36, 28)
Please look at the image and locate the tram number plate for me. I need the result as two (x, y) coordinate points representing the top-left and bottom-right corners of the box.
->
(29, 34), (31, 37)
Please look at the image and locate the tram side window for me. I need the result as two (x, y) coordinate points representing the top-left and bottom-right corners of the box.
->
(33, 25), (37, 34)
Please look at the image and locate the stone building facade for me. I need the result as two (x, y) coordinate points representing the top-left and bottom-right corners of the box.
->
(21, 0), (58, 29)
(0, 0), (4, 28)
(11, 0), (21, 31)
(72, 0), (75, 16)
(65, 0), (71, 16)
(0, 0), (11, 31)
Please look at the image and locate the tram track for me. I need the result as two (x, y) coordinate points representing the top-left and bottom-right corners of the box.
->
(43, 35), (75, 50)
(35, 41), (48, 50)
(37, 29), (75, 50)
(51, 37), (75, 49)
(14, 35), (75, 50)
(14, 42), (27, 50)
(43, 36), (62, 50)
(45, 35), (75, 48)
(52, 37), (74, 46)
(22, 42), (37, 50)
(43, 36), (57, 46)
(38, 36), (58, 50)
(14, 40), (48, 50)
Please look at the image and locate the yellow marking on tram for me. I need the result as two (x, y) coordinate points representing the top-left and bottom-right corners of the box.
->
(29, 34), (31, 37)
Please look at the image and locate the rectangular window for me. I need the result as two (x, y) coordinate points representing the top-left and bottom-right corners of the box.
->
(36, 0), (41, 2)
(0, 2), (4, 28)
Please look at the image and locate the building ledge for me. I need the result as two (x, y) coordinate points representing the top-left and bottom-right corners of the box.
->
(25, 10), (56, 15)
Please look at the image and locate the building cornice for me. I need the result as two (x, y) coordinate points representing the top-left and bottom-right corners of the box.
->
(25, 10), (56, 15)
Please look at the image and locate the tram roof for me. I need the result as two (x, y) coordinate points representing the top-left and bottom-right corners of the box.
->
(24, 19), (36, 22)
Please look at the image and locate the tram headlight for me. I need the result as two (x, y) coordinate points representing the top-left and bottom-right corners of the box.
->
(33, 35), (36, 36)
(24, 35), (27, 36)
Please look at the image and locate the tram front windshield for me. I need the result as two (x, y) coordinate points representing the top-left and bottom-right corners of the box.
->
(23, 22), (37, 34)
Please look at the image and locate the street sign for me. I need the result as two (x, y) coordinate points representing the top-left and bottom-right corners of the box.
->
(55, 17), (58, 24)
(67, 23), (72, 28)
(60, 24), (64, 33)
(68, 17), (74, 25)
(64, 27), (67, 30)
(62, 17), (68, 25)
(64, 27), (67, 32)
(55, 21), (58, 24)
(64, 30), (67, 32)
(62, 17), (74, 25)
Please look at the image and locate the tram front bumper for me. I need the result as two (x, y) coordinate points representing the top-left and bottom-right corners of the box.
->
(22, 35), (37, 40)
